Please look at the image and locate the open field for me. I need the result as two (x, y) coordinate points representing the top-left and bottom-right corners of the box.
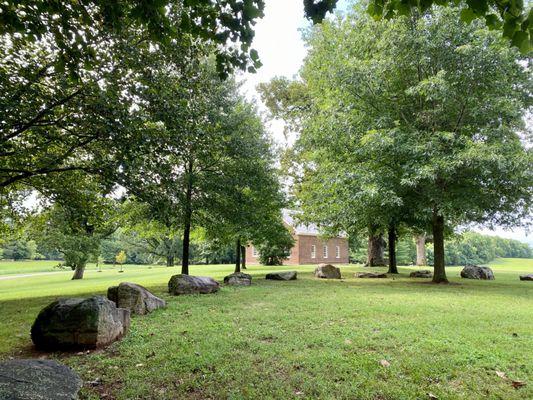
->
(0, 259), (531, 399)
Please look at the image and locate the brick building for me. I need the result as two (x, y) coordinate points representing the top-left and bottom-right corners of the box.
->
(246, 211), (349, 265)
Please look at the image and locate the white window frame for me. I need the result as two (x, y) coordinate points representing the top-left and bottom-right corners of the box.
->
(311, 245), (316, 259)
(323, 245), (328, 258)
(252, 246), (258, 257)
(336, 245), (340, 259)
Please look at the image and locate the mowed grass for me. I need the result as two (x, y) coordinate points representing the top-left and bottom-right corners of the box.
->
(0, 259), (532, 399)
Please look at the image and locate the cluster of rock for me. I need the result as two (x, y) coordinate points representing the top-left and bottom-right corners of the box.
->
(314, 264), (341, 279)
(410, 270), (432, 278)
(460, 264), (495, 280)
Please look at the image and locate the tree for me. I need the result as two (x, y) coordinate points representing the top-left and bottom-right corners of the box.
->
(265, 6), (532, 283)
(116, 250), (127, 273)
(32, 173), (118, 279)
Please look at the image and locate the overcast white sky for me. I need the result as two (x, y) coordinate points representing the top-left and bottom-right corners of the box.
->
(237, 0), (532, 245)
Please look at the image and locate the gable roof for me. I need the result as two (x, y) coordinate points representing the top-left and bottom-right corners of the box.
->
(282, 210), (347, 238)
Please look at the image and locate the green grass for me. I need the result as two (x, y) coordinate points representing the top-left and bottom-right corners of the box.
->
(0, 259), (532, 399)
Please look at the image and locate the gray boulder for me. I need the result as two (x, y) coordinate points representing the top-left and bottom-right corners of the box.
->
(314, 264), (341, 279)
(519, 274), (533, 281)
(0, 359), (82, 400)
(168, 274), (219, 295)
(223, 272), (252, 286)
(410, 270), (432, 278)
(265, 271), (297, 281)
(107, 282), (166, 315)
(355, 272), (387, 278)
(460, 264), (495, 280)
(31, 296), (130, 351)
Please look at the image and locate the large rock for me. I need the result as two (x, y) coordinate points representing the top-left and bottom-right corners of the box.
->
(168, 274), (220, 295)
(107, 282), (166, 315)
(410, 270), (432, 278)
(355, 272), (387, 278)
(31, 296), (130, 351)
(519, 274), (533, 281)
(314, 264), (341, 279)
(265, 271), (297, 281)
(460, 264), (495, 280)
(0, 359), (82, 400)
(223, 272), (252, 286)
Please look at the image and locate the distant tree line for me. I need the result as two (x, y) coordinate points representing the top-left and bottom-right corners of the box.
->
(349, 232), (532, 266)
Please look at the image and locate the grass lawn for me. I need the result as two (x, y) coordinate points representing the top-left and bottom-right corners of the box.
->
(0, 259), (531, 399)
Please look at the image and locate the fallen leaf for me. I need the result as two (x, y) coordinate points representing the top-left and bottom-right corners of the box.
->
(511, 380), (526, 389)
(427, 393), (438, 399)
(294, 390), (304, 396)
(135, 363), (144, 367)
(344, 339), (352, 345)
(379, 359), (390, 367)
(496, 370), (507, 379)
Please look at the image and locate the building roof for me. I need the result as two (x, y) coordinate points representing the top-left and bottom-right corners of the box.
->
(282, 210), (347, 238)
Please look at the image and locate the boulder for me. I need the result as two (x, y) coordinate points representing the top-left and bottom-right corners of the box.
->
(223, 272), (252, 286)
(460, 264), (495, 280)
(519, 274), (533, 281)
(314, 264), (341, 279)
(410, 270), (433, 278)
(107, 282), (166, 315)
(0, 359), (82, 400)
(168, 274), (219, 295)
(31, 296), (130, 351)
(355, 272), (387, 278)
(265, 271), (297, 281)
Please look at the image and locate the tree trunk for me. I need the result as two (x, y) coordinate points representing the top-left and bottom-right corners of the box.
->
(166, 255), (174, 267)
(181, 162), (193, 276)
(387, 224), (398, 274)
(367, 232), (386, 267)
(234, 237), (241, 273)
(415, 234), (427, 266)
(241, 245), (246, 269)
(432, 211), (448, 283)
(71, 264), (86, 280)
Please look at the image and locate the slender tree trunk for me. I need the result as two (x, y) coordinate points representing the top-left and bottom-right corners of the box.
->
(415, 234), (427, 266)
(166, 255), (174, 267)
(387, 224), (398, 274)
(432, 210), (448, 283)
(234, 237), (241, 273)
(367, 232), (386, 267)
(181, 162), (193, 276)
(71, 263), (86, 280)
(241, 245), (246, 269)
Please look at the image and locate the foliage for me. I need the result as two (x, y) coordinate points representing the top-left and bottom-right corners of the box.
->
(256, 227), (295, 265)
(1, 239), (37, 261)
(265, 5), (532, 282)
(115, 250), (127, 265)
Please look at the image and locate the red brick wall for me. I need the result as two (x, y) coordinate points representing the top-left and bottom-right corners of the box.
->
(246, 234), (348, 265)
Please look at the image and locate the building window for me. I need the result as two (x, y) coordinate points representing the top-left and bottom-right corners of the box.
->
(323, 245), (328, 258)
(252, 246), (258, 257)
(311, 245), (316, 258)
(336, 246), (340, 259)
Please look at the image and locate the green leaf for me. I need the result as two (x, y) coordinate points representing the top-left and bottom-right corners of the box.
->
(460, 8), (476, 24)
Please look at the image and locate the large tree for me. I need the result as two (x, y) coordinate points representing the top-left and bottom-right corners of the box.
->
(265, 5), (532, 283)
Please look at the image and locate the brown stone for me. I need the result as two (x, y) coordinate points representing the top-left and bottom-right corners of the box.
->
(315, 263), (341, 279)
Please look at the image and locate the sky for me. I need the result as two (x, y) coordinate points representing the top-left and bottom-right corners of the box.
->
(236, 0), (532, 246)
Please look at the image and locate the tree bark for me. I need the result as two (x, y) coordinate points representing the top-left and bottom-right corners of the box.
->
(166, 255), (174, 267)
(234, 237), (241, 273)
(432, 211), (448, 283)
(415, 234), (427, 266)
(71, 264), (86, 280)
(387, 224), (398, 274)
(181, 162), (193, 276)
(241, 245), (246, 269)
(367, 232), (386, 267)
